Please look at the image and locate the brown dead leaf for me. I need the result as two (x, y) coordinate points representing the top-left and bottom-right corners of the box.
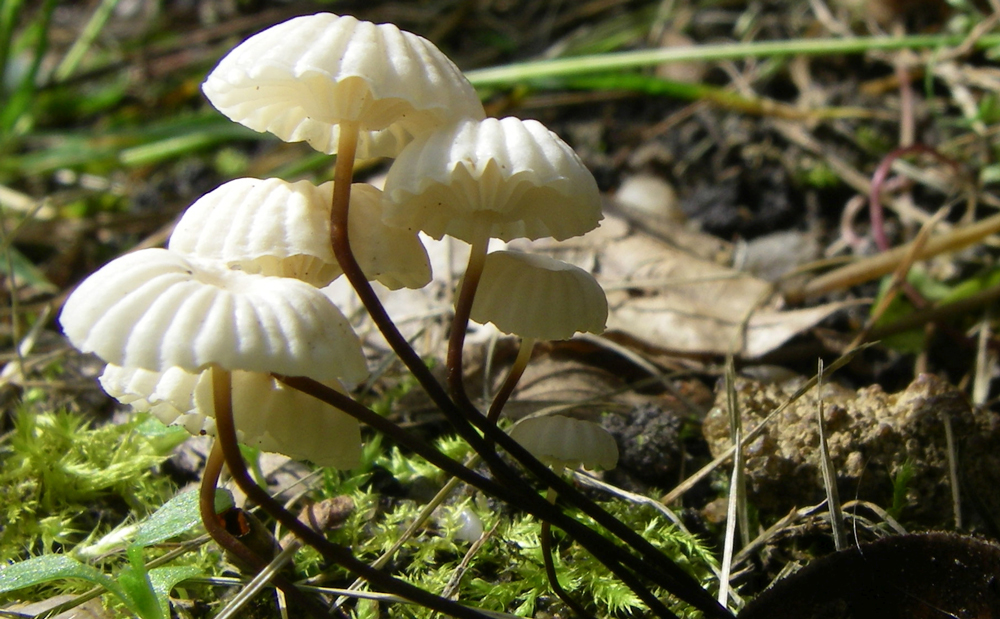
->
(599, 225), (856, 357)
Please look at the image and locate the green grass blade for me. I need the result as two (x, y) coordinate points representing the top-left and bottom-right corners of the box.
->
(0, 0), (57, 137)
(465, 33), (1000, 86)
(0, 0), (26, 92)
(53, 0), (121, 82)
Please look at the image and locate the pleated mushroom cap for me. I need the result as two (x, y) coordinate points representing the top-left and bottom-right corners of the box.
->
(331, 183), (432, 290)
(509, 415), (618, 471)
(469, 251), (607, 340)
(382, 117), (603, 243)
(101, 365), (362, 469)
(169, 177), (340, 287)
(59, 248), (368, 384)
(168, 178), (430, 289)
(202, 13), (485, 158)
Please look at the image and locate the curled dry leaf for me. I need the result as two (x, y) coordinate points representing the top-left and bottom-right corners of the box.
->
(599, 227), (857, 357)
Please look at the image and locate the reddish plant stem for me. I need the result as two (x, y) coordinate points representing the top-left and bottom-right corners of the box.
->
(869, 144), (964, 308)
(198, 441), (324, 616)
(209, 367), (492, 619)
(869, 144), (962, 253)
(487, 338), (534, 424)
(277, 375), (711, 619)
(447, 232), (489, 407)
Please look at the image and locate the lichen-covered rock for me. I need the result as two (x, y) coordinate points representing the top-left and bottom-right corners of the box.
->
(703, 374), (998, 527)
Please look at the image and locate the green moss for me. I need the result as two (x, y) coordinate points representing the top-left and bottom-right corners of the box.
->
(305, 436), (718, 618)
(0, 406), (186, 563)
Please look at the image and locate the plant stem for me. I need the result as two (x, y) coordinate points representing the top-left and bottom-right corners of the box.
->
(448, 231), (490, 409)
(541, 487), (595, 619)
(198, 440), (320, 615)
(277, 375), (713, 619)
(787, 210), (1000, 302)
(209, 367), (492, 619)
(487, 337), (535, 423)
(325, 127), (731, 619)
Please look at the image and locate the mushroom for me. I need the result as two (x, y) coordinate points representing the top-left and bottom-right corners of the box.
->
(59, 248), (366, 383)
(508, 415), (618, 473)
(469, 250), (607, 341)
(509, 413), (618, 613)
(201, 12), (484, 160)
(465, 250), (607, 422)
(382, 117), (603, 406)
(382, 117), (603, 246)
(169, 177), (431, 290)
(99, 365), (362, 469)
(59, 248), (369, 467)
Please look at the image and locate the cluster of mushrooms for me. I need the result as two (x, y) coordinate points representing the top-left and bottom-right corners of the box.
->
(59, 13), (734, 619)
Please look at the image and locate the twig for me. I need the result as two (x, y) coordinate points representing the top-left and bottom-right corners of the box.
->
(786, 210), (1000, 302)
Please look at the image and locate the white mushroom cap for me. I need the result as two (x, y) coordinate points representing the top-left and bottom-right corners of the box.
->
(168, 178), (430, 289)
(169, 177), (340, 287)
(202, 13), (485, 158)
(333, 183), (432, 290)
(469, 251), (607, 340)
(100, 365), (362, 469)
(382, 117), (603, 243)
(509, 415), (618, 471)
(60, 248), (368, 383)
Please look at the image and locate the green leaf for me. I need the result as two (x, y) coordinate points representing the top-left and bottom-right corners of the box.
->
(147, 566), (202, 615)
(117, 546), (162, 619)
(0, 554), (128, 603)
(132, 490), (201, 548)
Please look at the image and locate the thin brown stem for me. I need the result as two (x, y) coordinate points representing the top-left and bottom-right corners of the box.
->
(487, 337), (535, 424)
(277, 375), (714, 619)
(447, 231), (490, 407)
(325, 127), (732, 619)
(198, 440), (323, 616)
(541, 520), (598, 619)
(209, 366), (492, 619)
(541, 487), (596, 619)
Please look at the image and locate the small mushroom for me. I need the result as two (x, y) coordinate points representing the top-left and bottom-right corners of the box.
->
(382, 117), (604, 405)
(59, 248), (367, 383)
(467, 250), (608, 422)
(509, 415), (619, 473)
(100, 365), (362, 469)
(201, 12), (484, 159)
(382, 116), (603, 245)
(470, 250), (607, 342)
(169, 178), (431, 290)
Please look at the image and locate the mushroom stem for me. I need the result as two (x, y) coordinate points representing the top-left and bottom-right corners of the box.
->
(209, 367), (493, 619)
(486, 337), (535, 423)
(330, 119), (360, 260)
(447, 230), (490, 409)
(198, 440), (323, 616)
(279, 375), (686, 619)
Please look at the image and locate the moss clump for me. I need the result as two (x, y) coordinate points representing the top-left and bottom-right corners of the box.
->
(0, 406), (186, 564)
